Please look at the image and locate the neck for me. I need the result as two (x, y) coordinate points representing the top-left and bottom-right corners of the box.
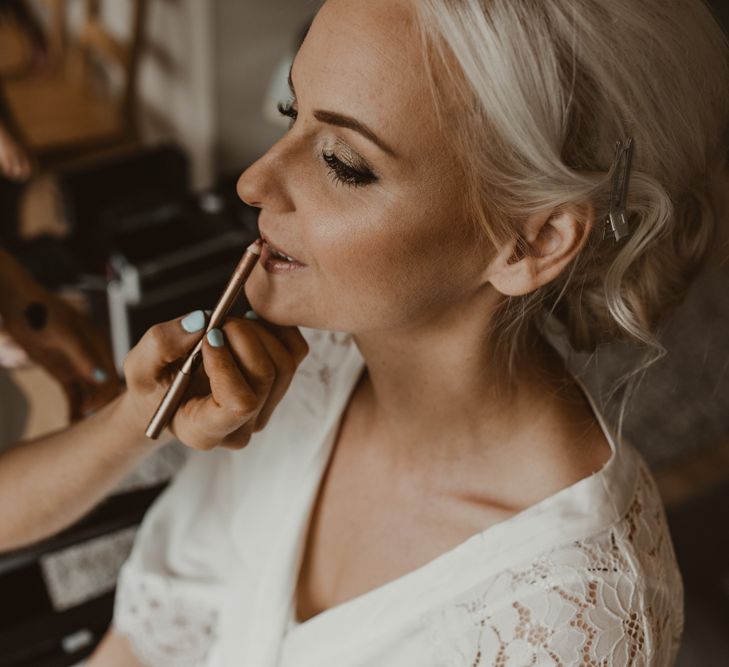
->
(349, 306), (567, 480)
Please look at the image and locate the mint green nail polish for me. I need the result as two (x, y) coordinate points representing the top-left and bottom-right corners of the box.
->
(92, 367), (108, 383)
(207, 328), (224, 348)
(181, 310), (206, 333)
(245, 310), (260, 320)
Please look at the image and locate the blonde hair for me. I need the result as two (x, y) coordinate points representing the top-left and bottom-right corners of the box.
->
(412, 0), (729, 377)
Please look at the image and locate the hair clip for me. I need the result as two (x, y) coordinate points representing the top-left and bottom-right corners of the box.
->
(603, 137), (635, 242)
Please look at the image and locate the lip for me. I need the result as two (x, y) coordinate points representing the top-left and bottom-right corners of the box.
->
(259, 240), (307, 273)
(259, 233), (305, 266)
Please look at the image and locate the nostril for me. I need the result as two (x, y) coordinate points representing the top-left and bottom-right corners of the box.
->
(236, 172), (261, 208)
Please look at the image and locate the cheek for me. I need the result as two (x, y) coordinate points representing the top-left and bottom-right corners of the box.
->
(308, 194), (433, 284)
(310, 198), (465, 321)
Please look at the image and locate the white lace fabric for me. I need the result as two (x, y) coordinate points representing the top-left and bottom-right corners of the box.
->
(114, 566), (219, 667)
(422, 461), (683, 666)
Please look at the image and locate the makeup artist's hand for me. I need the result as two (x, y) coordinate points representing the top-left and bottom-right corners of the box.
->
(121, 310), (310, 450)
(0, 249), (120, 420)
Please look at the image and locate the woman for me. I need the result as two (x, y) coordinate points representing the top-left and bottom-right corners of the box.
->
(90, 0), (729, 665)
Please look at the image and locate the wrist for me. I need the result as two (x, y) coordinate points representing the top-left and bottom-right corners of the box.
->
(106, 392), (163, 453)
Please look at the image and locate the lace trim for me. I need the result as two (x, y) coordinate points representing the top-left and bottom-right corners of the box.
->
(113, 567), (218, 667)
(422, 458), (683, 666)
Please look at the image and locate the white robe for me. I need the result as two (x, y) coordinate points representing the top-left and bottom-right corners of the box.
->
(113, 329), (683, 666)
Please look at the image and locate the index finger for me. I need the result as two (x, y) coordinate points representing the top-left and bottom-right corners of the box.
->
(170, 330), (260, 450)
(243, 312), (309, 364)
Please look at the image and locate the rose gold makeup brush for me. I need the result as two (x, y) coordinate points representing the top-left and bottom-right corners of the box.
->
(145, 238), (263, 439)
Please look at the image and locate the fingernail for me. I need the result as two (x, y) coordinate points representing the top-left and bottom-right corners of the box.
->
(92, 367), (108, 383)
(245, 310), (260, 320)
(181, 310), (206, 333)
(207, 328), (225, 348)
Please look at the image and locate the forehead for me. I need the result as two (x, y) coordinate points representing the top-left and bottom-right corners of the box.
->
(293, 0), (449, 163)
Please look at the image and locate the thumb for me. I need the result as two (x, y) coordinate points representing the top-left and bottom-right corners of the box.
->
(125, 310), (210, 387)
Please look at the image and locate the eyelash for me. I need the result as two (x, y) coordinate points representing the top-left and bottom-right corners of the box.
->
(277, 100), (377, 188)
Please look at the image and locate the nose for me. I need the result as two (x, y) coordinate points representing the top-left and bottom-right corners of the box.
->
(236, 142), (290, 211)
(236, 159), (264, 209)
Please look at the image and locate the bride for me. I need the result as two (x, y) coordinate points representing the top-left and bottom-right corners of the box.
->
(89, 0), (728, 664)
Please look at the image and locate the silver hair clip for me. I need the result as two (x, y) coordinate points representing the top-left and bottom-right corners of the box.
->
(603, 137), (634, 242)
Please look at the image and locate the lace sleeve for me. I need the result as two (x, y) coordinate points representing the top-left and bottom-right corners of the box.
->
(113, 565), (219, 667)
(422, 464), (683, 666)
(424, 567), (648, 666)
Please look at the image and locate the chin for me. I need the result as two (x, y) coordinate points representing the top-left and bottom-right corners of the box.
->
(244, 297), (297, 327)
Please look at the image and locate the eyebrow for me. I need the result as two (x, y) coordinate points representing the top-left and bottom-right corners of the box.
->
(287, 65), (397, 158)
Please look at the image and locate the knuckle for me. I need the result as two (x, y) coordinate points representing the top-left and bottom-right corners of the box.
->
(252, 416), (269, 432)
(228, 393), (258, 420)
(236, 354), (273, 386)
(293, 337), (310, 364)
(256, 363), (277, 387)
(199, 438), (220, 452)
(145, 324), (168, 352)
(298, 336), (310, 355)
(222, 427), (252, 450)
(171, 418), (214, 451)
(223, 438), (250, 451)
(222, 318), (252, 341)
(279, 355), (297, 378)
(122, 354), (134, 380)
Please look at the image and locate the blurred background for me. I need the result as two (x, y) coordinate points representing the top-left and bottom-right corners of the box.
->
(0, 1), (726, 665)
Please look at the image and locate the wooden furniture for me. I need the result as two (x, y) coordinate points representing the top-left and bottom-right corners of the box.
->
(0, 16), (32, 77)
(0, 0), (49, 78)
(1, 0), (149, 166)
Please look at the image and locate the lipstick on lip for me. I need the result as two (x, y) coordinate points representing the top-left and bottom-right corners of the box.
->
(261, 235), (306, 267)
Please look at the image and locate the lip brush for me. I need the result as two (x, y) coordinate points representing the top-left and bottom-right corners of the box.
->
(145, 238), (263, 439)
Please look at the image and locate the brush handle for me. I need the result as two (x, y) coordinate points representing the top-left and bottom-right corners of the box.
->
(144, 239), (261, 440)
(144, 369), (194, 439)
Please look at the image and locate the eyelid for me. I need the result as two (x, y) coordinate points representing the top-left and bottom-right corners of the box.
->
(323, 151), (377, 187)
(279, 102), (375, 168)
(277, 100), (380, 187)
(330, 139), (373, 174)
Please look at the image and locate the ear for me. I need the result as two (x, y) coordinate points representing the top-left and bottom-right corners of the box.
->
(485, 206), (594, 297)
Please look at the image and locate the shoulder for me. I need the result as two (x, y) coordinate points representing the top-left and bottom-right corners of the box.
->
(421, 458), (683, 666)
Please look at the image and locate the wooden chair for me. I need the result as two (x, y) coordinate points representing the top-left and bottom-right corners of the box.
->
(0, 16), (32, 77)
(1, 0), (149, 167)
(0, 0), (50, 78)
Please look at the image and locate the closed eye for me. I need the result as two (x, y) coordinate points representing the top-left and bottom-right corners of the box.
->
(277, 100), (378, 188)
